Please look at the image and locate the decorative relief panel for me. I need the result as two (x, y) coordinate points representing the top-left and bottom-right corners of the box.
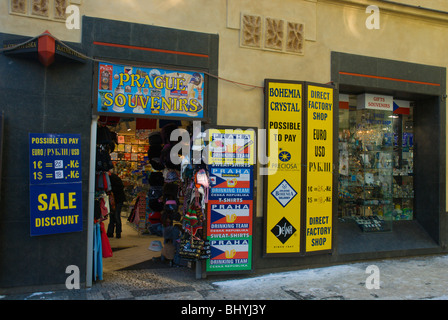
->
(265, 18), (284, 51)
(9, 0), (76, 21)
(286, 22), (304, 54)
(10, 0), (27, 14)
(241, 14), (262, 48)
(31, 0), (49, 17)
(54, 0), (68, 19)
(240, 12), (304, 55)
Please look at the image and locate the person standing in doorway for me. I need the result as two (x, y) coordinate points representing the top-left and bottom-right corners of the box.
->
(107, 170), (127, 239)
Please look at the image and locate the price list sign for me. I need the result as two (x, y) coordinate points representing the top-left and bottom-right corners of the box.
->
(206, 127), (255, 273)
(29, 133), (82, 236)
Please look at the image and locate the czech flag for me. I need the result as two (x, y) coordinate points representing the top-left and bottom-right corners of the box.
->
(210, 240), (249, 260)
(210, 203), (251, 225)
(393, 100), (410, 115)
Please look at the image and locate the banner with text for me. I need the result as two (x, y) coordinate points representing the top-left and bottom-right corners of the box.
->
(264, 80), (303, 255)
(96, 62), (205, 119)
(305, 84), (334, 252)
(264, 80), (334, 256)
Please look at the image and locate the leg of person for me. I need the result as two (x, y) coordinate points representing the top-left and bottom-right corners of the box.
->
(115, 202), (123, 238)
(107, 209), (116, 237)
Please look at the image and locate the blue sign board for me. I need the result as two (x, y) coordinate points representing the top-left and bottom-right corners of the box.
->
(29, 183), (83, 236)
(97, 62), (205, 119)
(29, 133), (82, 236)
(29, 134), (82, 185)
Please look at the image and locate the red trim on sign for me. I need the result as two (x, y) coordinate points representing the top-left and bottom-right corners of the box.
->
(93, 41), (209, 58)
(339, 71), (440, 87)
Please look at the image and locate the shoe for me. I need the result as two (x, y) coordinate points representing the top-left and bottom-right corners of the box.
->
(116, 234), (121, 239)
(107, 233), (114, 238)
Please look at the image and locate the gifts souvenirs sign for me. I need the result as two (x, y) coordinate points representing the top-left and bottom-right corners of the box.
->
(95, 62), (205, 119)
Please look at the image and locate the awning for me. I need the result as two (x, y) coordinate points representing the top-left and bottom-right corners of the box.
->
(2, 30), (86, 66)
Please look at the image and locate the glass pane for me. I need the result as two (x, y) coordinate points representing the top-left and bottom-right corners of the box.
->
(338, 95), (397, 232)
(392, 104), (414, 220)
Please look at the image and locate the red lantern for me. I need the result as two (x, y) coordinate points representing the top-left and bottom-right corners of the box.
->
(38, 30), (55, 67)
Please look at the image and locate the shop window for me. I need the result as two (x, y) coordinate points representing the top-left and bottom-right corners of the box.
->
(338, 94), (414, 232)
(9, 0), (72, 21)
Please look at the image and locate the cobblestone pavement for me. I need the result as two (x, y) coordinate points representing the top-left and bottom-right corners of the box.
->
(2, 254), (448, 301)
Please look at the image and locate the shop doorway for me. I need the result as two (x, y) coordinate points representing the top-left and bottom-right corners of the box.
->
(92, 116), (201, 282)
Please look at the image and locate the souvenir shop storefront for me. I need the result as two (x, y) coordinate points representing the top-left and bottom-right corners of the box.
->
(0, 16), (224, 291)
(1, 15), (259, 292)
(86, 23), (246, 283)
(92, 53), (448, 284)
(91, 61), (258, 282)
(257, 53), (447, 271)
(331, 52), (447, 260)
(1, 13), (447, 293)
(77, 16), (261, 285)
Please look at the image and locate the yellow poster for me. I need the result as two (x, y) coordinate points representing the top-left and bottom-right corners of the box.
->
(265, 81), (302, 254)
(207, 128), (256, 165)
(306, 84), (333, 252)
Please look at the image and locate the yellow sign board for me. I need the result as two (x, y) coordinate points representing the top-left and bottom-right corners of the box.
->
(305, 84), (333, 252)
(264, 81), (303, 254)
(207, 128), (256, 165)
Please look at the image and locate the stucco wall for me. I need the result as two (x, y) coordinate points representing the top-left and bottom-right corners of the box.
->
(2, 0), (448, 212)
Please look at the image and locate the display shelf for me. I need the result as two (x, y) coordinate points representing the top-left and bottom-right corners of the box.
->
(338, 108), (394, 232)
(353, 215), (391, 232)
(110, 134), (149, 164)
(338, 97), (415, 230)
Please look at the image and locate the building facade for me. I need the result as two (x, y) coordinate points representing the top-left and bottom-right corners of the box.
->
(0, 0), (447, 291)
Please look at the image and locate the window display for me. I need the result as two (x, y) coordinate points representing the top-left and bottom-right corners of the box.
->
(338, 95), (414, 232)
(110, 134), (149, 169)
(392, 102), (414, 221)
